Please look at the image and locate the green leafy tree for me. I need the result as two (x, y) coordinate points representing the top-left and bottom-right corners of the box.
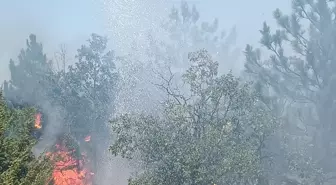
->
(0, 92), (53, 185)
(56, 33), (119, 176)
(57, 34), (118, 137)
(2, 33), (119, 183)
(1, 33), (119, 183)
(244, 0), (336, 184)
(110, 49), (276, 185)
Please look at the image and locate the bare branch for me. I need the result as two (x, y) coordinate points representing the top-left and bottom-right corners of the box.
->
(151, 67), (190, 106)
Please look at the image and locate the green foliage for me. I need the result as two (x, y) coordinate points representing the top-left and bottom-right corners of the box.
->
(245, 0), (336, 102)
(4, 34), (54, 105)
(244, 0), (336, 184)
(56, 33), (119, 139)
(0, 92), (53, 185)
(110, 49), (276, 185)
(48, 34), (120, 180)
(3, 33), (119, 140)
(2, 33), (119, 183)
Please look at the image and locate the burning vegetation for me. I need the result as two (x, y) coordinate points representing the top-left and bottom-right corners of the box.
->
(46, 143), (93, 185)
(2, 33), (117, 185)
(33, 112), (94, 185)
(34, 112), (42, 129)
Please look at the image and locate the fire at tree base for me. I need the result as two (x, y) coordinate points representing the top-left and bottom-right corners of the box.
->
(34, 112), (94, 185)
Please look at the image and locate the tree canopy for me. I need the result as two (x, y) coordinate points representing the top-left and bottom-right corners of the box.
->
(0, 92), (53, 185)
(2, 33), (119, 184)
(3, 34), (54, 107)
(110, 49), (276, 185)
(244, 0), (336, 184)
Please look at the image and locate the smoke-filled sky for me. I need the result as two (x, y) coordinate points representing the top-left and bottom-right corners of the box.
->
(0, 0), (291, 82)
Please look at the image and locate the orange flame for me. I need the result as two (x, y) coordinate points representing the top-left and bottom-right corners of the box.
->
(84, 136), (91, 142)
(46, 144), (93, 185)
(35, 113), (42, 129)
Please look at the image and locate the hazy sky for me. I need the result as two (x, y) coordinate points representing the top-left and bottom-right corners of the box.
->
(0, 0), (292, 81)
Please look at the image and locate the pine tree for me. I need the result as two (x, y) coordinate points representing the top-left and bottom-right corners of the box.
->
(4, 34), (54, 106)
(244, 0), (336, 183)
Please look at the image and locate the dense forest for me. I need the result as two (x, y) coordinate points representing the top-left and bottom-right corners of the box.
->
(2, 0), (336, 185)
